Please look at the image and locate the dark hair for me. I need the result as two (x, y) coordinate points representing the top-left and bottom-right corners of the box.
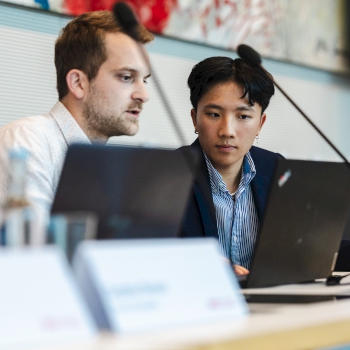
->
(55, 11), (154, 100)
(187, 57), (274, 112)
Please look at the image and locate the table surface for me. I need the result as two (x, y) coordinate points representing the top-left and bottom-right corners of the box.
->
(31, 281), (350, 350)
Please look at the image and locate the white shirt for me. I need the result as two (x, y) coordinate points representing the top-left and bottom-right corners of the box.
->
(0, 101), (91, 220)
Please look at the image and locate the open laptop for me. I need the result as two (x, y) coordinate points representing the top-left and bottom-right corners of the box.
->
(51, 143), (197, 240)
(342, 212), (350, 241)
(240, 158), (350, 289)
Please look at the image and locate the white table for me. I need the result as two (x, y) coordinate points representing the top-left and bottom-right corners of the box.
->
(30, 286), (350, 350)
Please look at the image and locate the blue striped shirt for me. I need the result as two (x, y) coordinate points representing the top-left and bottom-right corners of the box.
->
(204, 152), (259, 269)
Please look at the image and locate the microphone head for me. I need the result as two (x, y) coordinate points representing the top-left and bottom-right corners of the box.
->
(237, 44), (262, 66)
(113, 1), (139, 33)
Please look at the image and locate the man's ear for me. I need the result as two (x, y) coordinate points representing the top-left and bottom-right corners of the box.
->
(65, 69), (88, 100)
(191, 108), (197, 128)
(259, 113), (267, 133)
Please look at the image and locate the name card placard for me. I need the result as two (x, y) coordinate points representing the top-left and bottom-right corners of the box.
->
(0, 247), (96, 349)
(73, 238), (248, 334)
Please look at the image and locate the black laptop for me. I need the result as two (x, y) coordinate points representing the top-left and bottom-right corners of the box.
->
(51, 143), (197, 240)
(240, 158), (350, 288)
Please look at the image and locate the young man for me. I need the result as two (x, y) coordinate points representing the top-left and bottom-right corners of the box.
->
(180, 57), (283, 275)
(0, 11), (153, 220)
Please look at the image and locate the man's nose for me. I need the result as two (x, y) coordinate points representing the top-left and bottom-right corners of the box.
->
(132, 80), (149, 103)
(218, 117), (236, 138)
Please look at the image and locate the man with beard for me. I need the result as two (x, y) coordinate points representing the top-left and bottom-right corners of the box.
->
(0, 11), (153, 222)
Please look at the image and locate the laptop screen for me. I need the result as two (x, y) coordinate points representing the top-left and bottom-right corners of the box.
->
(245, 159), (350, 288)
(51, 144), (197, 240)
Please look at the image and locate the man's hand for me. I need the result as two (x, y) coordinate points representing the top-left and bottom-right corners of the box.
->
(233, 264), (249, 275)
(221, 257), (250, 275)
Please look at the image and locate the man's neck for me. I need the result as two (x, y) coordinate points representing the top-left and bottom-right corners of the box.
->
(60, 98), (108, 144)
(216, 158), (244, 194)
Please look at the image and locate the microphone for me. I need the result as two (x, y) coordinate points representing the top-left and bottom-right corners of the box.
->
(237, 44), (350, 169)
(237, 44), (261, 66)
(113, 2), (138, 39)
(113, 2), (187, 145)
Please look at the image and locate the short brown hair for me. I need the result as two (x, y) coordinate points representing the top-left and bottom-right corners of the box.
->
(55, 10), (154, 99)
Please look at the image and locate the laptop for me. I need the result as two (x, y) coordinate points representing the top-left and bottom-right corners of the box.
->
(333, 211), (350, 271)
(51, 143), (197, 240)
(240, 158), (350, 289)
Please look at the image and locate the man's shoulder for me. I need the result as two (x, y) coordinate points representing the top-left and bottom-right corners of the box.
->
(0, 113), (61, 153)
(0, 113), (54, 136)
(249, 146), (284, 161)
(176, 139), (203, 167)
(177, 138), (201, 154)
(249, 146), (284, 177)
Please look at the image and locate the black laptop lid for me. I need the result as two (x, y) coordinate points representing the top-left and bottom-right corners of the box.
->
(342, 212), (350, 241)
(245, 159), (350, 288)
(51, 144), (196, 239)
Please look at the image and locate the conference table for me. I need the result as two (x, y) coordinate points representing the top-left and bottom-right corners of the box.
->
(31, 281), (350, 350)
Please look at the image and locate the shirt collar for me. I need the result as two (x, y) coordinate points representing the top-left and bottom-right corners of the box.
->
(50, 101), (91, 146)
(204, 151), (256, 196)
(242, 151), (256, 185)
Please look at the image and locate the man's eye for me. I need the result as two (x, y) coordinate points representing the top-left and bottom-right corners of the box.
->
(120, 75), (132, 82)
(239, 114), (251, 120)
(207, 113), (220, 118)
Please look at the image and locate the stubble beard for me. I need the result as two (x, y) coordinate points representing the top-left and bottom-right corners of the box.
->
(82, 86), (141, 139)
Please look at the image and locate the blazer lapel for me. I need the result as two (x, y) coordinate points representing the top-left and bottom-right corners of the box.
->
(191, 141), (218, 238)
(251, 173), (270, 222)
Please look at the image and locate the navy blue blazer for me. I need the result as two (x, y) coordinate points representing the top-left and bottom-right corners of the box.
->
(179, 139), (283, 238)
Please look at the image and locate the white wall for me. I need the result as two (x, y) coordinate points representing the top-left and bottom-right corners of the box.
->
(1, 1), (350, 162)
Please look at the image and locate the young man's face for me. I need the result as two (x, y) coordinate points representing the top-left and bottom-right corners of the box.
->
(191, 81), (266, 174)
(82, 32), (151, 139)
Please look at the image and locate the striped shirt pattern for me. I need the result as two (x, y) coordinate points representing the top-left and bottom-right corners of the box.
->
(204, 151), (259, 269)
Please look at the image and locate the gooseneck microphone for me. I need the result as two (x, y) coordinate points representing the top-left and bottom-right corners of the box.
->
(237, 44), (350, 169)
(113, 2), (187, 145)
(237, 44), (262, 67)
(113, 2), (138, 35)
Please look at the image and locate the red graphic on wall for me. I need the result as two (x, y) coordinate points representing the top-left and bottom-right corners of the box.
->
(64, 0), (178, 34)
